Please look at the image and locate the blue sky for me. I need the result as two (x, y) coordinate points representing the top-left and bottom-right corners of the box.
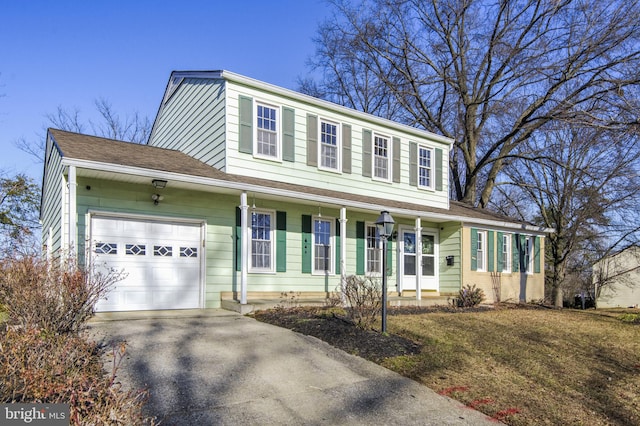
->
(0, 0), (331, 179)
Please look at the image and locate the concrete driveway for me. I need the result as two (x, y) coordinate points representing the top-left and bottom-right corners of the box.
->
(89, 310), (497, 425)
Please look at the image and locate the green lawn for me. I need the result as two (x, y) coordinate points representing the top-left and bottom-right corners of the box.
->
(382, 306), (640, 425)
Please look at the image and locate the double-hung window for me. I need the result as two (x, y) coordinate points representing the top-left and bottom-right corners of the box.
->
(476, 230), (487, 272)
(524, 236), (533, 274)
(418, 145), (434, 189)
(256, 103), (279, 159)
(313, 217), (333, 274)
(366, 224), (381, 274)
(501, 233), (511, 273)
(250, 210), (274, 272)
(320, 119), (340, 171)
(373, 134), (390, 180)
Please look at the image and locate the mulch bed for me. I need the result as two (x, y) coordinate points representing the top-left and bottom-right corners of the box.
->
(251, 303), (549, 363)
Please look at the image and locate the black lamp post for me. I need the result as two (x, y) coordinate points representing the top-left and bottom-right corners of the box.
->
(375, 210), (395, 333)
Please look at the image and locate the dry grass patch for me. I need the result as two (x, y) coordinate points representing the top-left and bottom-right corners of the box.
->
(384, 306), (640, 425)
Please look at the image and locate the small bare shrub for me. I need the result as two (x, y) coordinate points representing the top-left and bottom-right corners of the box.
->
(453, 284), (485, 308)
(278, 291), (301, 308)
(0, 328), (155, 425)
(343, 275), (382, 329)
(0, 255), (124, 334)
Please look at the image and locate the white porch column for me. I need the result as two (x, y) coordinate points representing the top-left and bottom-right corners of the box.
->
(67, 165), (77, 257)
(339, 207), (348, 298)
(240, 192), (249, 305)
(415, 217), (422, 301)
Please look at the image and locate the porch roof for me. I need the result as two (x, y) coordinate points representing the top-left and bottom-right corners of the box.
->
(47, 128), (548, 234)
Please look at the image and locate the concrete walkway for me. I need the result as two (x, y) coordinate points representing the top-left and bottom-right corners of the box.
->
(89, 310), (497, 425)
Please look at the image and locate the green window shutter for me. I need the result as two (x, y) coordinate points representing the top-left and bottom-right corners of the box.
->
(521, 235), (527, 272)
(335, 218), (341, 274)
(512, 234), (520, 272)
(534, 236), (541, 273)
(301, 215), (312, 273)
(306, 114), (318, 167)
(276, 211), (287, 272)
(435, 148), (443, 191)
(238, 96), (253, 154)
(470, 228), (478, 271)
(488, 230), (495, 272)
(356, 221), (365, 275)
(235, 207), (242, 271)
(362, 129), (372, 178)
(392, 136), (401, 183)
(386, 239), (393, 276)
(282, 107), (295, 162)
(342, 124), (352, 174)
(409, 142), (417, 187)
(496, 232), (504, 272)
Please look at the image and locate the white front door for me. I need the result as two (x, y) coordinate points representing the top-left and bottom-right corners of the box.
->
(400, 227), (438, 291)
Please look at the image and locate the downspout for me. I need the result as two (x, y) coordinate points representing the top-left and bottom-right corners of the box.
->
(240, 192), (249, 305)
(68, 165), (77, 257)
(415, 217), (422, 301)
(340, 207), (347, 301)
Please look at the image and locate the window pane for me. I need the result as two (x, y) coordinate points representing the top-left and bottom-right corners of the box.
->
(366, 225), (381, 273)
(314, 219), (332, 272)
(374, 135), (389, 179)
(422, 256), (435, 276)
(404, 256), (416, 276)
(251, 212), (272, 269)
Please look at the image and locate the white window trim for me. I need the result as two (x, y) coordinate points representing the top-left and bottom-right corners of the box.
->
(249, 209), (276, 273)
(476, 230), (487, 272)
(253, 101), (282, 162)
(365, 222), (382, 276)
(312, 215), (335, 275)
(372, 132), (392, 182)
(525, 236), (534, 275)
(417, 144), (435, 190)
(318, 118), (342, 173)
(502, 233), (512, 273)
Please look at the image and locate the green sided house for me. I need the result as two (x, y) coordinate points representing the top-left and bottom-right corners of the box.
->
(40, 70), (548, 312)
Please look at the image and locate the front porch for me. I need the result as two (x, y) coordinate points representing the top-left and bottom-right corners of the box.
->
(220, 291), (455, 314)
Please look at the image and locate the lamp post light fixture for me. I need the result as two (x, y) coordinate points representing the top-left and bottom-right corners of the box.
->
(375, 210), (395, 333)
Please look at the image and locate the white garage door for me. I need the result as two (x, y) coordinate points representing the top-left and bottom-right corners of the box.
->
(91, 215), (203, 312)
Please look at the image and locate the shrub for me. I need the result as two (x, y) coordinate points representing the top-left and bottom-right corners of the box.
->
(342, 275), (382, 329)
(0, 328), (155, 425)
(453, 284), (485, 308)
(0, 255), (124, 334)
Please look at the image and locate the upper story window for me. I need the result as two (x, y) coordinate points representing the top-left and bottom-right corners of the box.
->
(501, 233), (512, 273)
(366, 224), (381, 274)
(320, 119), (340, 171)
(251, 210), (274, 272)
(373, 134), (390, 180)
(418, 145), (434, 189)
(476, 230), (487, 272)
(256, 103), (279, 160)
(313, 217), (334, 274)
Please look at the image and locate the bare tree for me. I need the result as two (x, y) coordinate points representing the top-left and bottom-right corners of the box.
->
(304, 0), (640, 207)
(491, 123), (640, 306)
(16, 99), (151, 162)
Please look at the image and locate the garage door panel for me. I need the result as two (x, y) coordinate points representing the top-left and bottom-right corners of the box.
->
(92, 216), (202, 312)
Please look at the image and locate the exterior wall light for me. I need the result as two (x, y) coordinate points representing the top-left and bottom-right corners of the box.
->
(152, 179), (168, 189)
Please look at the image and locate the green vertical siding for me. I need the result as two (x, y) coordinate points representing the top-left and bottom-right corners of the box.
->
(306, 115), (318, 167)
(282, 108), (295, 162)
(276, 211), (287, 272)
(342, 124), (352, 174)
(40, 134), (65, 254)
(356, 221), (365, 275)
(301, 214), (312, 273)
(149, 78), (227, 170)
(362, 129), (372, 178)
(238, 95), (253, 154)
